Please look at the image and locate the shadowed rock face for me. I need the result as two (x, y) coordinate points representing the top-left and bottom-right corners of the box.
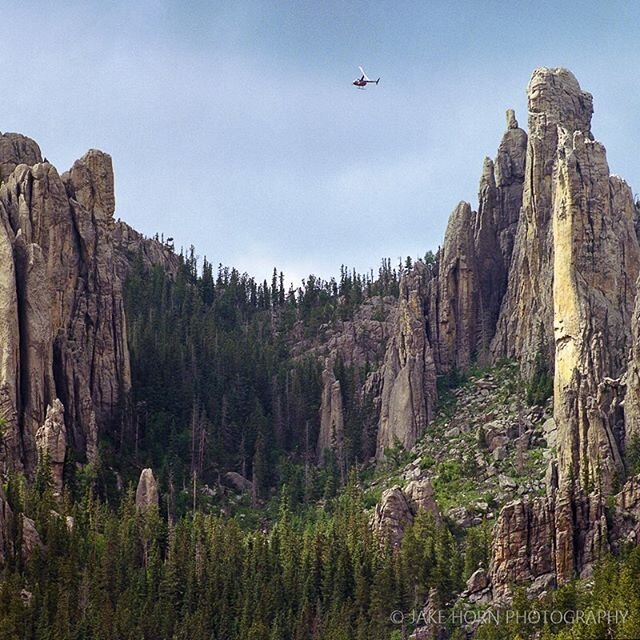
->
(113, 220), (181, 282)
(474, 110), (527, 363)
(372, 478), (440, 547)
(0, 136), (131, 475)
(373, 112), (526, 454)
(0, 486), (12, 566)
(377, 262), (437, 457)
(317, 367), (345, 466)
(431, 201), (478, 373)
(624, 281), (640, 441)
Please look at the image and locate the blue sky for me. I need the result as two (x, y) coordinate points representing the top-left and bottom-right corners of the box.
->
(4, 1), (640, 285)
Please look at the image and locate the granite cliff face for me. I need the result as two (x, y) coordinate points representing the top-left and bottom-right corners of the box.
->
(474, 110), (527, 362)
(367, 68), (640, 603)
(317, 366), (345, 465)
(553, 128), (640, 494)
(0, 140), (131, 474)
(0, 134), (186, 479)
(35, 398), (67, 495)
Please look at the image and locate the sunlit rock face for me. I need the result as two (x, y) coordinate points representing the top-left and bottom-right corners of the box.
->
(491, 68), (596, 375)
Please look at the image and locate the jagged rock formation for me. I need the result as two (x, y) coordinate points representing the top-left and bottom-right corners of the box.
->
(291, 296), (395, 371)
(299, 109), (527, 462)
(317, 367), (345, 465)
(430, 202), (478, 373)
(0, 137), (131, 474)
(135, 468), (159, 510)
(372, 111), (527, 456)
(611, 474), (640, 550)
(474, 110), (527, 362)
(491, 68), (595, 373)
(372, 486), (414, 547)
(429, 111), (527, 372)
(35, 399), (67, 495)
(372, 478), (440, 547)
(377, 263), (437, 456)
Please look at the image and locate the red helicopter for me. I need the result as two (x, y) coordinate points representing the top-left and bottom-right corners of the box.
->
(353, 66), (380, 89)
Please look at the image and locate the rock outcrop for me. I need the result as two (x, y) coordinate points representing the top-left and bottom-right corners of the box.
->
(377, 263), (437, 457)
(0, 138), (131, 475)
(427, 111), (527, 373)
(0, 487), (12, 565)
(430, 202), (478, 373)
(113, 220), (181, 282)
(372, 478), (440, 547)
(224, 471), (253, 494)
(474, 110), (527, 361)
(317, 367), (345, 465)
(490, 485), (614, 598)
(0, 133), (42, 183)
(372, 486), (414, 547)
(20, 514), (42, 562)
(35, 399), (67, 495)
(611, 474), (640, 550)
(490, 497), (557, 598)
(135, 468), (159, 510)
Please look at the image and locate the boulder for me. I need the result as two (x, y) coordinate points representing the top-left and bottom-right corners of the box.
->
(224, 471), (253, 494)
(466, 567), (489, 594)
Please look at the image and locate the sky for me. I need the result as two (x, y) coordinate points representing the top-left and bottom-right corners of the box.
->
(3, 1), (640, 286)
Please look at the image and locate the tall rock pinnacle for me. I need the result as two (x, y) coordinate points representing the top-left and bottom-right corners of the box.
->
(553, 129), (640, 493)
(491, 68), (595, 373)
(377, 262), (437, 457)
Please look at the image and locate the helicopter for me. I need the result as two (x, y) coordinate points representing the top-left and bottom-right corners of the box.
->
(352, 66), (380, 89)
